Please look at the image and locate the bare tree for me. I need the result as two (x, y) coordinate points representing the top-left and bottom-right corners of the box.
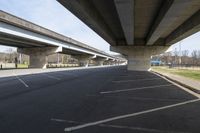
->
(191, 50), (198, 66)
(181, 50), (189, 66)
(197, 50), (200, 66)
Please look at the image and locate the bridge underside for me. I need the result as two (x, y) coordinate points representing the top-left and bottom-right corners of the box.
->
(58, 0), (200, 71)
(0, 11), (123, 68)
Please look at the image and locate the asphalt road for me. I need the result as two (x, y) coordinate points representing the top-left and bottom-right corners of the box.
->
(0, 66), (199, 133)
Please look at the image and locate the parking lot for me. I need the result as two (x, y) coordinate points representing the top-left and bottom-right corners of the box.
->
(0, 66), (199, 133)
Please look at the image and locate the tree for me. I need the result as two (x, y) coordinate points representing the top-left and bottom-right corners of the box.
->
(197, 50), (200, 66)
(181, 50), (189, 65)
(191, 50), (198, 66)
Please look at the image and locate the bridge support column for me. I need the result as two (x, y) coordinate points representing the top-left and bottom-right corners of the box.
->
(111, 46), (168, 71)
(73, 55), (96, 67)
(18, 47), (62, 68)
(79, 59), (89, 67)
(96, 60), (104, 66)
(93, 58), (108, 66)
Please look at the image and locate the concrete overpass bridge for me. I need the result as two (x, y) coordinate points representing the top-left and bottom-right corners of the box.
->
(58, 0), (200, 71)
(0, 11), (125, 68)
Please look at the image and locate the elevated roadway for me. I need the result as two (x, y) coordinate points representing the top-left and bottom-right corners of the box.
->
(58, 0), (200, 71)
(0, 11), (125, 68)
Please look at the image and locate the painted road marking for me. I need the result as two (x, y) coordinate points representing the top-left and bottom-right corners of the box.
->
(13, 72), (29, 88)
(112, 77), (161, 83)
(42, 73), (61, 80)
(51, 118), (188, 133)
(151, 71), (200, 99)
(100, 84), (173, 94)
(87, 94), (184, 102)
(51, 118), (68, 122)
(99, 124), (189, 133)
(64, 98), (200, 132)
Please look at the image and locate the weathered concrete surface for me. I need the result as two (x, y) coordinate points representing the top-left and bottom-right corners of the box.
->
(17, 47), (62, 68)
(0, 11), (106, 54)
(0, 11), (118, 64)
(58, 0), (200, 46)
(111, 46), (168, 71)
(58, 0), (199, 70)
(72, 55), (96, 67)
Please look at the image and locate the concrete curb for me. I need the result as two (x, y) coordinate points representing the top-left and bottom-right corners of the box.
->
(151, 70), (200, 94)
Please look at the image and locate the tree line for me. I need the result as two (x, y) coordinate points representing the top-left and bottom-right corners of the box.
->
(152, 50), (200, 67)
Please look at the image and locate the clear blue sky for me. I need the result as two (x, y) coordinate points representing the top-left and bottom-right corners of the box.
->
(0, 0), (199, 54)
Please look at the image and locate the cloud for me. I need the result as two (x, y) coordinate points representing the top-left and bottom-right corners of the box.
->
(166, 32), (200, 53)
(0, 0), (112, 53)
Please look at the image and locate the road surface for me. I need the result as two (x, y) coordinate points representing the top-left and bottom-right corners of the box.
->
(0, 66), (199, 133)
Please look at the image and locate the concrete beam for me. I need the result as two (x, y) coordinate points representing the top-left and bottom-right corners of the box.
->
(146, 0), (173, 45)
(114, 0), (134, 45)
(146, 0), (200, 45)
(111, 46), (168, 71)
(166, 10), (200, 45)
(58, 0), (116, 46)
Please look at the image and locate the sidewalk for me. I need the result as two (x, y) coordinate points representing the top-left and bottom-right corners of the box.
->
(152, 70), (200, 94)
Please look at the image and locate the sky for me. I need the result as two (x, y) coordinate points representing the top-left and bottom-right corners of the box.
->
(0, 0), (199, 54)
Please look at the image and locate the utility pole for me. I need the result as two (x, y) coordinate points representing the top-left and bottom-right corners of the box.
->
(19, 53), (22, 64)
(179, 41), (182, 67)
(57, 53), (60, 64)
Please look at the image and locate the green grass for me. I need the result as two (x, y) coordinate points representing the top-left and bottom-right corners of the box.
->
(152, 66), (200, 81)
(17, 64), (28, 68)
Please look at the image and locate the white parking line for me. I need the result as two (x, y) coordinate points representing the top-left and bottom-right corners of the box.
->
(51, 118), (68, 122)
(87, 94), (184, 102)
(13, 72), (29, 88)
(151, 71), (200, 99)
(52, 118), (188, 133)
(64, 98), (200, 132)
(112, 77), (161, 83)
(99, 124), (189, 133)
(42, 73), (61, 80)
(100, 84), (173, 94)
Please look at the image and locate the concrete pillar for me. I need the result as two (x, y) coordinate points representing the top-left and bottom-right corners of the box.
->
(104, 59), (114, 66)
(96, 60), (104, 66)
(79, 59), (89, 67)
(111, 46), (168, 71)
(73, 55), (96, 67)
(93, 57), (108, 66)
(17, 47), (62, 68)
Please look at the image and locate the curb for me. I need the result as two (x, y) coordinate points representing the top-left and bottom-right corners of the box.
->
(151, 71), (200, 94)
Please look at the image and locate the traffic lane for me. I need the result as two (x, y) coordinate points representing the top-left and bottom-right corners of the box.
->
(0, 67), (119, 133)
